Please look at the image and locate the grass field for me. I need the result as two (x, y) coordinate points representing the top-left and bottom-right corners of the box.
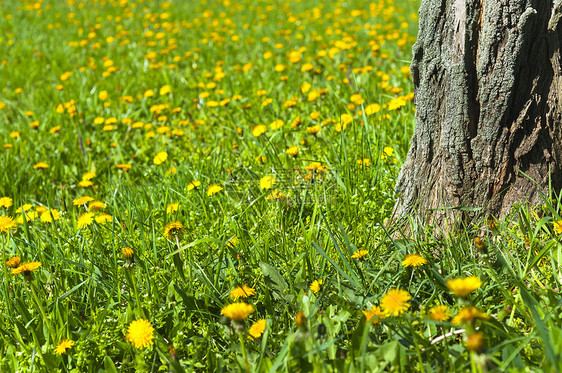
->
(1, 0), (562, 371)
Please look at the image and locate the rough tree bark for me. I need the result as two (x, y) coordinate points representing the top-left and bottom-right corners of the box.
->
(394, 0), (562, 228)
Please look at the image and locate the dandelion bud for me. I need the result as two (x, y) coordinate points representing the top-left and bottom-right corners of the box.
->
(122, 247), (134, 260)
(6, 256), (21, 268)
(466, 333), (485, 353)
(474, 237), (487, 251)
(317, 323), (326, 338)
(295, 311), (307, 329)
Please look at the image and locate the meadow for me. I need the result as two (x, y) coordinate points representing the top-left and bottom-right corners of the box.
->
(1, 0), (562, 371)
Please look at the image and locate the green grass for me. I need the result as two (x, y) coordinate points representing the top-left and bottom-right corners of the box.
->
(1, 0), (562, 371)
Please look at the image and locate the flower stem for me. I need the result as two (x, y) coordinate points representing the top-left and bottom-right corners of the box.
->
(29, 281), (52, 344)
(2, 235), (11, 314)
(125, 267), (145, 318)
(239, 333), (250, 373)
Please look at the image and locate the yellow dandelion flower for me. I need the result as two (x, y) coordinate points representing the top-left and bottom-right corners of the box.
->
(428, 305), (451, 322)
(207, 184), (223, 196)
(82, 172), (96, 181)
(305, 162), (327, 173)
(382, 147), (394, 158)
(286, 146), (299, 157)
(159, 85), (171, 95)
(227, 237), (239, 248)
(301, 63), (313, 72)
(364, 103), (381, 115)
(89, 201), (106, 210)
(221, 302), (254, 322)
(0, 197), (13, 208)
(350, 94), (363, 105)
(76, 212), (95, 229)
(16, 211), (37, 224)
(55, 339), (74, 355)
(402, 254), (427, 267)
(447, 276), (482, 298)
(6, 256), (21, 268)
(357, 158), (370, 168)
(163, 221), (185, 239)
(153, 151), (168, 165)
(380, 288), (411, 316)
(40, 209), (60, 223)
(340, 113), (353, 126)
(78, 180), (93, 188)
(554, 220), (562, 234)
(20, 204), (33, 212)
(35, 206), (48, 213)
(363, 305), (385, 324)
(115, 164), (132, 171)
(187, 181), (201, 191)
(11, 261), (41, 275)
(259, 176), (275, 190)
(351, 249), (369, 259)
(33, 162), (49, 169)
(126, 319), (155, 349)
(167, 203), (180, 214)
(451, 306), (489, 325)
(249, 319), (267, 340)
(466, 333), (485, 352)
(95, 213), (112, 224)
(306, 125), (321, 135)
(123, 247), (134, 259)
(0, 216), (17, 233)
(295, 311), (307, 328)
(269, 119), (284, 130)
(230, 285), (256, 300)
(252, 124), (267, 137)
(266, 190), (287, 200)
(474, 237), (487, 251)
(73, 196), (94, 206)
(310, 279), (323, 294)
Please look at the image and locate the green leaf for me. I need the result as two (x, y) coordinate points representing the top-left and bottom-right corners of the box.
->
(312, 242), (361, 289)
(517, 282), (559, 373)
(259, 262), (288, 292)
(103, 355), (118, 373)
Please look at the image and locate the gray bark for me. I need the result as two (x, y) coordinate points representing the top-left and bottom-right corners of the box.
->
(394, 0), (562, 228)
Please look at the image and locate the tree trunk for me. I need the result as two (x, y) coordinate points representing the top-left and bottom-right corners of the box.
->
(394, 0), (562, 228)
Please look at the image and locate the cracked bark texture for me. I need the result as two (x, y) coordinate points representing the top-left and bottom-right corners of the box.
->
(394, 0), (562, 227)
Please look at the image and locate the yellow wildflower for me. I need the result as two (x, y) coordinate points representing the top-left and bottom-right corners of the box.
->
(248, 319), (267, 340)
(447, 276), (482, 298)
(126, 319), (154, 349)
(402, 254), (427, 267)
(363, 305), (385, 324)
(230, 285), (256, 300)
(380, 288), (411, 316)
(310, 279), (322, 294)
(221, 302), (254, 321)
(428, 305), (451, 322)
(55, 339), (74, 355)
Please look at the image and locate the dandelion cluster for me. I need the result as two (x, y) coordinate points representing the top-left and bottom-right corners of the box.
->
(0, 0), (547, 370)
